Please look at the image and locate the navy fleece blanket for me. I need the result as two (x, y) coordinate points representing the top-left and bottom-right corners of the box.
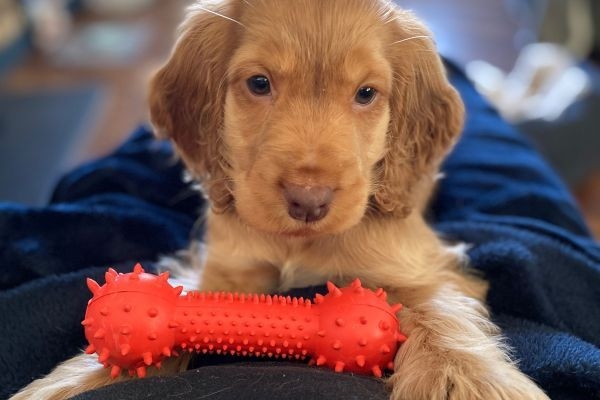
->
(1, 65), (599, 400)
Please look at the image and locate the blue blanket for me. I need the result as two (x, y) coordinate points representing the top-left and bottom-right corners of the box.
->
(1, 65), (599, 399)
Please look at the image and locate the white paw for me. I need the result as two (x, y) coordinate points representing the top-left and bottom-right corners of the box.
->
(388, 351), (548, 400)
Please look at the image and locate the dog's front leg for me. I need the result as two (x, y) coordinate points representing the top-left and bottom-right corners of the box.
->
(387, 283), (549, 400)
(10, 352), (191, 400)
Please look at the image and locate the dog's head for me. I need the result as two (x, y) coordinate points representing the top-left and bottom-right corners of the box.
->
(149, 0), (463, 237)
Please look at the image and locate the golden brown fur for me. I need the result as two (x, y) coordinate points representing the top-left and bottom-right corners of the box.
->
(13, 1), (549, 399)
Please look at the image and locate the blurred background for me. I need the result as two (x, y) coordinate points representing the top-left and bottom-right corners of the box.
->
(0, 0), (599, 237)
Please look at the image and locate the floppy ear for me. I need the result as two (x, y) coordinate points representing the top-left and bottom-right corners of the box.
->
(148, 2), (241, 213)
(372, 10), (465, 218)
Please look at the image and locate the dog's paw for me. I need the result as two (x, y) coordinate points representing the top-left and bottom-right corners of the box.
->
(387, 352), (549, 400)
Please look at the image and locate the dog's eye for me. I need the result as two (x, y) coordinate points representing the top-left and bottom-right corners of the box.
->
(247, 75), (271, 96)
(355, 87), (377, 105)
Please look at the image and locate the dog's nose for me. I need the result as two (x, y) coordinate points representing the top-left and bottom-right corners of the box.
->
(283, 183), (333, 223)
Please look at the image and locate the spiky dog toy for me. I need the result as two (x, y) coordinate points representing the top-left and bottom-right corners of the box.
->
(82, 264), (407, 379)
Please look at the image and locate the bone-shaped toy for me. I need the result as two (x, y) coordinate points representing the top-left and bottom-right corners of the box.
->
(83, 264), (407, 379)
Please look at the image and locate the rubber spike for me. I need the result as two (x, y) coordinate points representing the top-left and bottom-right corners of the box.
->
(120, 344), (131, 356)
(396, 332), (408, 343)
(84, 344), (96, 354)
(316, 355), (327, 366)
(334, 361), (345, 373)
(158, 271), (170, 281)
(142, 352), (153, 366)
(314, 294), (325, 304)
(173, 286), (184, 296)
(372, 365), (383, 378)
(355, 355), (366, 367)
(105, 268), (118, 283)
(81, 318), (94, 327)
(350, 278), (362, 288)
(136, 366), (147, 378)
(387, 361), (395, 370)
(390, 303), (403, 314)
(380, 344), (391, 354)
(133, 263), (144, 274)
(86, 278), (100, 296)
(98, 348), (110, 363)
(93, 328), (106, 339)
(326, 281), (342, 297)
(110, 365), (121, 379)
(374, 288), (387, 300)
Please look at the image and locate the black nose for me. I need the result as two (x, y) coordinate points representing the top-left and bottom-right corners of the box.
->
(283, 183), (333, 223)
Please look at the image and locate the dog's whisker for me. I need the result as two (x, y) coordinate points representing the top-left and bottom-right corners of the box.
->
(390, 35), (431, 46)
(190, 5), (246, 28)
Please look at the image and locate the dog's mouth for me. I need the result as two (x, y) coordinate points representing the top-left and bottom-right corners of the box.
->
(233, 168), (369, 238)
(277, 225), (321, 238)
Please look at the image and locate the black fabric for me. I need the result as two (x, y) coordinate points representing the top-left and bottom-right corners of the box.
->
(1, 64), (600, 400)
(72, 363), (388, 400)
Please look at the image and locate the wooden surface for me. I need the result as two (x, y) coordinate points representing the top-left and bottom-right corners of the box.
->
(2, 0), (599, 238)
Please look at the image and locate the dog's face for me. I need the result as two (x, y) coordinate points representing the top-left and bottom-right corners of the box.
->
(150, 0), (463, 237)
(225, 1), (393, 236)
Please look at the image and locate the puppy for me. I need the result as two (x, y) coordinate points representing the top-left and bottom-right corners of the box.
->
(13, 1), (550, 399)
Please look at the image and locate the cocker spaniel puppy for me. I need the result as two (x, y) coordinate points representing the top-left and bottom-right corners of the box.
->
(13, 1), (549, 399)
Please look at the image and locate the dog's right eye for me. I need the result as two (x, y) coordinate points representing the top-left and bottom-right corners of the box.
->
(355, 86), (377, 105)
(246, 75), (271, 96)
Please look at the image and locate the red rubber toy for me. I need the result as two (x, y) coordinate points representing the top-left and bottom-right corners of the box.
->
(82, 264), (407, 379)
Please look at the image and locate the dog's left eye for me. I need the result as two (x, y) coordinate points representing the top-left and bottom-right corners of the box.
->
(247, 75), (271, 96)
(355, 87), (377, 105)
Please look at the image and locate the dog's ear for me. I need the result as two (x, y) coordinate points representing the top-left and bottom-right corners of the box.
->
(148, 2), (241, 213)
(372, 10), (465, 218)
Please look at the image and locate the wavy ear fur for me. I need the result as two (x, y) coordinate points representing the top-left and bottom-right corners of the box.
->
(372, 10), (465, 218)
(148, 2), (241, 213)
